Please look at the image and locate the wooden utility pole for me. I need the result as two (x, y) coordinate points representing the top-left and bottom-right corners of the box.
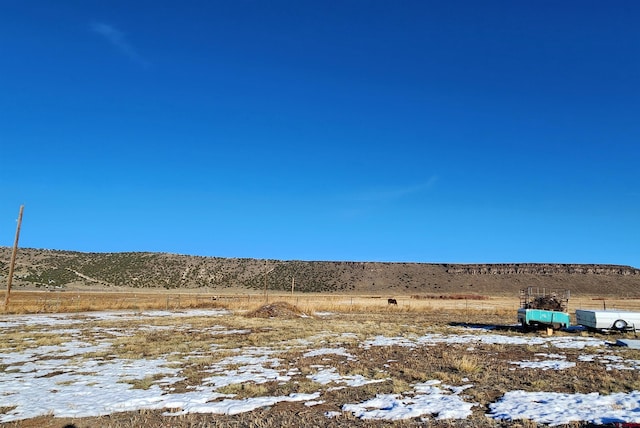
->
(4, 205), (24, 309)
(291, 277), (295, 295)
(264, 261), (267, 302)
(263, 262), (275, 303)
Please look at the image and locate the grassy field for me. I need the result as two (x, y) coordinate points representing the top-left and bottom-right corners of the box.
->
(4, 289), (640, 316)
(2, 290), (640, 427)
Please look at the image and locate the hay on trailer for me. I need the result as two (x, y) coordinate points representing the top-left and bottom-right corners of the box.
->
(527, 295), (565, 311)
(245, 301), (310, 319)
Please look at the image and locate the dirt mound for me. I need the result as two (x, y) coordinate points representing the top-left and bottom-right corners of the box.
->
(245, 301), (309, 319)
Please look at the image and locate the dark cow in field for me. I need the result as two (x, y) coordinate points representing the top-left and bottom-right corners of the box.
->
(387, 298), (398, 305)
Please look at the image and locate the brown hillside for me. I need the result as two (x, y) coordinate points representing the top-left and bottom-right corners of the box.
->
(0, 247), (638, 297)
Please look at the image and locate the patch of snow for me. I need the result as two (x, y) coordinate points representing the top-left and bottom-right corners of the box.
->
(509, 359), (576, 370)
(85, 308), (230, 321)
(0, 355), (180, 422)
(535, 353), (566, 359)
(363, 332), (606, 350)
(164, 393), (320, 416)
(308, 367), (386, 387)
(362, 335), (418, 348)
(342, 381), (475, 420)
(303, 347), (355, 360)
(0, 314), (83, 329)
(578, 354), (596, 362)
(200, 350), (294, 389)
(577, 353), (640, 371)
(488, 390), (640, 426)
(207, 327), (251, 335)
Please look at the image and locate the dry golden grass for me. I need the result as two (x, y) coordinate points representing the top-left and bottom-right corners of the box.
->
(4, 289), (640, 316)
(448, 353), (483, 374)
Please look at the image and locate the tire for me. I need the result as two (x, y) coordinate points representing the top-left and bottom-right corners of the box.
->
(613, 319), (628, 330)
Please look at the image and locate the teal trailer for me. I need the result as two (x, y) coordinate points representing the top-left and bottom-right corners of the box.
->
(517, 308), (570, 330)
(518, 287), (570, 331)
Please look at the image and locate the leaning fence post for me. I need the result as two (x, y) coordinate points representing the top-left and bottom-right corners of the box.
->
(4, 205), (24, 310)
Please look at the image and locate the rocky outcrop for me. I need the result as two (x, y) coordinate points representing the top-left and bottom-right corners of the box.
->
(444, 263), (640, 276)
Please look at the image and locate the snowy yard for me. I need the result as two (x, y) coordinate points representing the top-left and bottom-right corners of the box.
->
(1, 307), (640, 426)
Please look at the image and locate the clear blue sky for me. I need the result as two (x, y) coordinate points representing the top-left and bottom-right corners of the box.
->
(1, 1), (638, 266)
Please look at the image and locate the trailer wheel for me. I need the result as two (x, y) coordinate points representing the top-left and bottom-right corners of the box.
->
(613, 319), (628, 330)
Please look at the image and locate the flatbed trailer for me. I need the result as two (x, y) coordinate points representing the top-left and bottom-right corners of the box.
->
(518, 287), (570, 331)
(575, 309), (640, 332)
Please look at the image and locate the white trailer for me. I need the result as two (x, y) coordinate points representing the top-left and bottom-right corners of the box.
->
(575, 309), (640, 331)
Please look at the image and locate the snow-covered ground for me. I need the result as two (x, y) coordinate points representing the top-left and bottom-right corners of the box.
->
(1, 308), (640, 425)
(341, 380), (476, 420)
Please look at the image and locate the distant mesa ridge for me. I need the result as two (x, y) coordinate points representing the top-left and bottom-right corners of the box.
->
(0, 247), (639, 296)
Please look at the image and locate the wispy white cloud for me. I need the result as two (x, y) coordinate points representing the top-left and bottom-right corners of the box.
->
(353, 176), (438, 203)
(332, 177), (438, 220)
(90, 22), (149, 67)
